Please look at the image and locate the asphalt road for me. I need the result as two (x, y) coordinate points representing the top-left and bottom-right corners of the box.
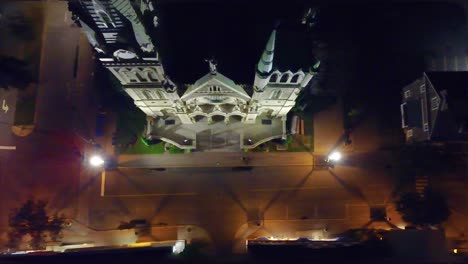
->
(88, 162), (397, 254)
(0, 88), (16, 148)
(0, 1), (97, 234)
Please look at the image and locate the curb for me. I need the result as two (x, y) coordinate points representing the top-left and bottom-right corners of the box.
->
(11, 125), (35, 137)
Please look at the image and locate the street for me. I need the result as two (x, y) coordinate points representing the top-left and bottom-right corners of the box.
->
(85, 158), (398, 254)
(0, 0), (466, 258)
(0, 1), (97, 234)
(0, 88), (16, 148)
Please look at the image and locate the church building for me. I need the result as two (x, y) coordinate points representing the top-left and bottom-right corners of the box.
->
(69, 0), (316, 151)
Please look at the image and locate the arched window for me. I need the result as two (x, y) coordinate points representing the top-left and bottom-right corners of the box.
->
(142, 90), (153, 100)
(155, 90), (165, 99)
(290, 74), (300, 83)
(97, 11), (114, 28)
(270, 90), (282, 99)
(270, 74), (279, 83)
(280, 74), (289, 83)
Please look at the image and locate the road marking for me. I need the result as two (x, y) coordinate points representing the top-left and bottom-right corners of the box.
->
(103, 192), (198, 197)
(250, 186), (338, 192)
(100, 170), (106, 197)
(2, 99), (9, 114)
(0, 146), (16, 150)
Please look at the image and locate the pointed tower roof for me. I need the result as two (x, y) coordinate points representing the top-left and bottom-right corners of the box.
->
(257, 30), (276, 75)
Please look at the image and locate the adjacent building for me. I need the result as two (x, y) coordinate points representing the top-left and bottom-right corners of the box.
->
(69, 0), (316, 151)
(400, 72), (468, 144)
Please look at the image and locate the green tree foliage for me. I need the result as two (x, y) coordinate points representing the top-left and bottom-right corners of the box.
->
(396, 189), (450, 227)
(8, 199), (66, 249)
(0, 56), (33, 90)
(93, 66), (145, 146)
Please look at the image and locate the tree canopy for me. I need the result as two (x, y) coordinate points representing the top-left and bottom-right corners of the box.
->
(8, 199), (66, 249)
(0, 56), (33, 90)
(396, 189), (450, 227)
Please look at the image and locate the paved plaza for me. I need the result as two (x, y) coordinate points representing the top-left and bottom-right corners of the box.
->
(149, 114), (284, 151)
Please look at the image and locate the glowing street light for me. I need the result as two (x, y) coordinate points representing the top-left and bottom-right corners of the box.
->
(89, 154), (105, 167)
(327, 151), (342, 162)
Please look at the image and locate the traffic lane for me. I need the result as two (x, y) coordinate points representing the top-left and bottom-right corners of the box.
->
(103, 166), (392, 206)
(90, 166), (392, 251)
(0, 132), (83, 217)
(250, 187), (368, 220)
(100, 167), (373, 218)
(89, 189), (248, 228)
(35, 19), (80, 130)
(0, 88), (16, 146)
(104, 167), (318, 195)
(117, 152), (314, 168)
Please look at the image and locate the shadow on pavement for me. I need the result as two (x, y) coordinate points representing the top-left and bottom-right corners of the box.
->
(262, 168), (315, 215)
(328, 169), (368, 205)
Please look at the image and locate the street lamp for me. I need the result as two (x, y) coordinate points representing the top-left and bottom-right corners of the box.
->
(89, 154), (105, 167)
(327, 151), (342, 162)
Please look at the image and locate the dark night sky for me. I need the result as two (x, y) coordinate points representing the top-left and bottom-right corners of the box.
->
(148, 1), (466, 129)
(153, 1), (466, 82)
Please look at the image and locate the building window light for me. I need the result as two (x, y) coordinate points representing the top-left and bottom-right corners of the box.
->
(407, 129), (413, 138)
(404, 90), (411, 98)
(420, 85), (426, 93)
(431, 97), (439, 110)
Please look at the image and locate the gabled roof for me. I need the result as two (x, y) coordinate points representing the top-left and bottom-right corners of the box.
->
(181, 72), (251, 101)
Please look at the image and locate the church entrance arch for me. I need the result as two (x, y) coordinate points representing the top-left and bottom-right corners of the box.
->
(193, 115), (206, 122)
(211, 115), (225, 123)
(230, 115), (243, 123)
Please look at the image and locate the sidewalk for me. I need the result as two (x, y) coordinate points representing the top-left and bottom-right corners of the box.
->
(118, 152), (314, 168)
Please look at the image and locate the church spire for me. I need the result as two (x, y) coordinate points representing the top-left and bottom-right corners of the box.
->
(257, 30), (276, 75)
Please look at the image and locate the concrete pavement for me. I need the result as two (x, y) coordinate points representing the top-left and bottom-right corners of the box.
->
(86, 163), (399, 254)
(118, 152), (314, 168)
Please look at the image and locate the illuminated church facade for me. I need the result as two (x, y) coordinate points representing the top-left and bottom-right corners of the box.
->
(69, 0), (316, 151)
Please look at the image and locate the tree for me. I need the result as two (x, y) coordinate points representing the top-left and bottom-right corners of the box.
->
(0, 55), (33, 90)
(8, 199), (66, 250)
(48, 214), (66, 242)
(396, 189), (450, 227)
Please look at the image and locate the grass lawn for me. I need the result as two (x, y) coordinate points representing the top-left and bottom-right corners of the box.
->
(167, 145), (185, 154)
(120, 137), (186, 155)
(121, 137), (165, 154)
(247, 114), (314, 153)
(287, 113), (314, 152)
(288, 135), (313, 152)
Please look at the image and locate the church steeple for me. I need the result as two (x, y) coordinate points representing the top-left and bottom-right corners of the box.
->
(253, 29), (277, 91)
(257, 30), (276, 75)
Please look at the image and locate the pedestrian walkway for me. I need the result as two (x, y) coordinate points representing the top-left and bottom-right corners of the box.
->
(117, 152), (314, 168)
